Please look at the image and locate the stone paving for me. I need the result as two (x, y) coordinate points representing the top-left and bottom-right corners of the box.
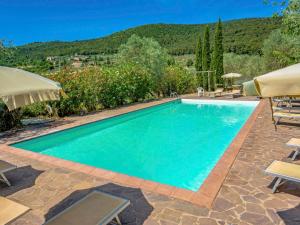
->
(0, 97), (300, 225)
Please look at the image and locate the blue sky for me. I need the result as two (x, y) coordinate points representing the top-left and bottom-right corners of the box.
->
(0, 0), (279, 46)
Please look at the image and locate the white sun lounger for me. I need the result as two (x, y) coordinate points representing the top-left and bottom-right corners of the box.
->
(0, 196), (30, 224)
(286, 138), (300, 160)
(273, 112), (300, 126)
(224, 89), (241, 99)
(0, 160), (17, 186)
(44, 191), (130, 225)
(265, 160), (300, 193)
(208, 88), (224, 98)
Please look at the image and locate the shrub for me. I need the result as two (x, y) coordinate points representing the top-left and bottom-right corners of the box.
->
(48, 67), (103, 116)
(223, 53), (265, 83)
(262, 29), (300, 71)
(46, 64), (154, 115)
(98, 64), (153, 108)
(122, 64), (153, 102)
(0, 102), (21, 132)
(186, 59), (194, 67)
(161, 65), (197, 96)
(21, 103), (48, 118)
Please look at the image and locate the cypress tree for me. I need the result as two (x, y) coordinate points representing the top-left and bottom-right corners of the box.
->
(202, 26), (211, 90)
(212, 18), (224, 85)
(195, 35), (202, 71)
(195, 35), (202, 86)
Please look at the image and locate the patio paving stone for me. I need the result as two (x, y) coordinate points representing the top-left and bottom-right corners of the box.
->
(0, 96), (299, 224)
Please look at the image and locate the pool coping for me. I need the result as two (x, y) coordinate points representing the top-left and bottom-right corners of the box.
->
(0, 98), (266, 208)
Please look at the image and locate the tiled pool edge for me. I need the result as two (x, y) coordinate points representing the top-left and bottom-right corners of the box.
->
(4, 98), (177, 145)
(0, 98), (266, 208)
(190, 99), (267, 207)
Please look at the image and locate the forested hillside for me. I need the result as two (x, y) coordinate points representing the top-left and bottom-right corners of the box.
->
(15, 17), (281, 59)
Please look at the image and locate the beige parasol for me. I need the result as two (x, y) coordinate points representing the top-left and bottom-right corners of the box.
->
(221, 73), (242, 79)
(243, 63), (300, 98)
(254, 63), (300, 98)
(243, 63), (300, 127)
(222, 73), (242, 88)
(0, 66), (62, 111)
(243, 80), (258, 96)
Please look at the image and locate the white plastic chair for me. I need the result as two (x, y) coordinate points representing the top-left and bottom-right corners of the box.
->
(197, 87), (204, 96)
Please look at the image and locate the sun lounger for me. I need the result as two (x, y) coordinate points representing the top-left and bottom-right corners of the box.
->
(286, 138), (300, 160)
(208, 88), (224, 98)
(265, 160), (300, 193)
(272, 106), (300, 112)
(273, 111), (300, 126)
(0, 196), (30, 224)
(273, 97), (300, 107)
(44, 191), (130, 225)
(0, 160), (17, 186)
(224, 89), (241, 99)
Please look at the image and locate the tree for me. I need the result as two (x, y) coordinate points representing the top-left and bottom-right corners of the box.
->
(202, 26), (211, 90)
(194, 35), (203, 86)
(195, 35), (202, 71)
(262, 29), (300, 71)
(0, 39), (15, 66)
(262, 0), (300, 70)
(265, 0), (300, 36)
(224, 53), (265, 82)
(118, 35), (170, 95)
(118, 34), (169, 77)
(282, 0), (300, 36)
(212, 19), (224, 85)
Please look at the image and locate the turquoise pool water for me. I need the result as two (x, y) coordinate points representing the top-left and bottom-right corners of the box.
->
(12, 99), (258, 191)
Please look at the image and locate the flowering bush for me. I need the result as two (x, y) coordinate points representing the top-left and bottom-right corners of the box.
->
(47, 64), (153, 116)
(48, 67), (103, 116)
(161, 65), (197, 96)
(98, 64), (153, 108)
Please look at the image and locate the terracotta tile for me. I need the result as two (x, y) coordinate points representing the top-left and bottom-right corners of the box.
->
(50, 158), (66, 167)
(154, 184), (176, 196)
(58, 159), (77, 169)
(0, 97), (266, 210)
(171, 188), (195, 201)
(89, 168), (107, 178)
(77, 165), (95, 174)
(91, 169), (117, 180)
(103, 171), (117, 180)
(126, 176), (143, 188)
(113, 173), (131, 184)
(40, 156), (57, 164)
(190, 192), (212, 207)
(140, 180), (159, 191)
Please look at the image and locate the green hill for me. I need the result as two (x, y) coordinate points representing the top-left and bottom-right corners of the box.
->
(16, 17), (281, 58)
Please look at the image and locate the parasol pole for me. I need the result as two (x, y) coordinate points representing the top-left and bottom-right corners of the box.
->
(269, 97), (276, 130)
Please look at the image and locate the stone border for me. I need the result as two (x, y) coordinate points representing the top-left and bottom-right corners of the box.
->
(0, 99), (266, 208)
(190, 99), (266, 207)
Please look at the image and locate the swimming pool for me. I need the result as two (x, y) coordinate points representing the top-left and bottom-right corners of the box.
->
(12, 99), (258, 191)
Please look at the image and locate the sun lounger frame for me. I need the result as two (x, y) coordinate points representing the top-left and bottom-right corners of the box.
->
(44, 191), (130, 225)
(208, 88), (224, 98)
(0, 161), (17, 186)
(265, 161), (300, 193)
(273, 112), (300, 129)
(286, 138), (300, 160)
(0, 196), (30, 224)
